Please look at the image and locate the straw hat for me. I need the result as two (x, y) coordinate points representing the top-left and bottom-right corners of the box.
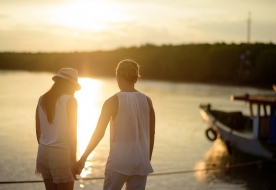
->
(52, 68), (81, 90)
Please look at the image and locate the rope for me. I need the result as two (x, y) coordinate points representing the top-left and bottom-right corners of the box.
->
(0, 159), (270, 185)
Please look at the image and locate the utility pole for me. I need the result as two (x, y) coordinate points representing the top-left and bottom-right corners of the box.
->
(247, 12), (251, 44)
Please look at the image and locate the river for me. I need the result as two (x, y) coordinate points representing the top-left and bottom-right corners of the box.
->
(0, 71), (275, 190)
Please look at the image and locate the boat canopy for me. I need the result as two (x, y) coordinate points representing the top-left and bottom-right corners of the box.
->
(231, 94), (276, 143)
(231, 95), (276, 106)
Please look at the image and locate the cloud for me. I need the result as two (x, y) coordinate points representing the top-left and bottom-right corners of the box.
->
(0, 16), (275, 52)
(0, 0), (70, 6)
(0, 0), (275, 51)
(0, 13), (9, 19)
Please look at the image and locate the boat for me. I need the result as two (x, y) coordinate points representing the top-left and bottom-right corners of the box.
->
(199, 92), (276, 158)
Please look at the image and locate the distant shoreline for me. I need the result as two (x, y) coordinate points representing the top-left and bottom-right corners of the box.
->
(1, 43), (275, 90)
(0, 69), (274, 92)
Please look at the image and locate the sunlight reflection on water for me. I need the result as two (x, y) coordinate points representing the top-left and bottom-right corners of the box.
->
(75, 78), (102, 178)
(194, 139), (229, 182)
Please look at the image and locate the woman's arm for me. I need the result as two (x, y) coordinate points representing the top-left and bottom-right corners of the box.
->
(147, 96), (155, 161)
(67, 96), (78, 164)
(35, 104), (41, 144)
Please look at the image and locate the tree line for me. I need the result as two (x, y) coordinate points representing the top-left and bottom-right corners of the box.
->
(0, 43), (275, 88)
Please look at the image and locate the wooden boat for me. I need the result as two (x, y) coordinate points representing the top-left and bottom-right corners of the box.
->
(199, 93), (276, 158)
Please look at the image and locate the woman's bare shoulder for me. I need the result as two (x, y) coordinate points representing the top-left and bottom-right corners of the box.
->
(67, 96), (77, 108)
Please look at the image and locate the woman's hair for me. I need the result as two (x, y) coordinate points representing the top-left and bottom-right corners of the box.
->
(40, 77), (76, 124)
(116, 59), (140, 83)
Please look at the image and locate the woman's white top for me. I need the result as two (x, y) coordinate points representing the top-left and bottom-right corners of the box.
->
(106, 92), (154, 175)
(38, 94), (71, 148)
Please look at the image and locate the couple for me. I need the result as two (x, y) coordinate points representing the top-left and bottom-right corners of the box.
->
(35, 59), (155, 190)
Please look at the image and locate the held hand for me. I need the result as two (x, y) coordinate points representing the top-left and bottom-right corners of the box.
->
(71, 162), (78, 180)
(74, 159), (86, 175)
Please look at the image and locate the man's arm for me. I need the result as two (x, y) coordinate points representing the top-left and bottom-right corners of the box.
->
(147, 96), (155, 161)
(75, 97), (115, 174)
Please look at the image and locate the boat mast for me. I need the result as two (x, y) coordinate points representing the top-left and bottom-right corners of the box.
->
(247, 12), (251, 44)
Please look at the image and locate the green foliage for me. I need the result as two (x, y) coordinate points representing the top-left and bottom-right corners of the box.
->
(0, 43), (275, 87)
(255, 48), (276, 84)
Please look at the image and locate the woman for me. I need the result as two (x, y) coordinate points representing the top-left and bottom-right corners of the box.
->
(75, 59), (155, 190)
(35, 68), (81, 190)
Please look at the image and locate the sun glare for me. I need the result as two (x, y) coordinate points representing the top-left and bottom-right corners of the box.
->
(50, 0), (126, 31)
(75, 78), (102, 175)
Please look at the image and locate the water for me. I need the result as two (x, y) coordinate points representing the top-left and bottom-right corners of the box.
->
(0, 71), (275, 190)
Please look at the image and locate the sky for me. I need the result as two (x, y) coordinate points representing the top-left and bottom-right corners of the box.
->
(0, 0), (275, 52)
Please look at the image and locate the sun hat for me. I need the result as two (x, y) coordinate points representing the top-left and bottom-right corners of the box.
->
(52, 68), (81, 90)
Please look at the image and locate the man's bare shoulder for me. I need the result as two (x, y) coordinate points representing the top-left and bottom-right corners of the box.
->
(103, 94), (118, 108)
(145, 95), (153, 109)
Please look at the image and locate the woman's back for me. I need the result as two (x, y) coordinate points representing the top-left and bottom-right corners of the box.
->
(38, 94), (71, 148)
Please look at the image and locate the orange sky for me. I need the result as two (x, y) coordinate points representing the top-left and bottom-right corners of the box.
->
(0, 0), (275, 52)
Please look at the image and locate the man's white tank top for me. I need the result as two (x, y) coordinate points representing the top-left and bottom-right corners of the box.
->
(38, 94), (71, 148)
(106, 92), (154, 175)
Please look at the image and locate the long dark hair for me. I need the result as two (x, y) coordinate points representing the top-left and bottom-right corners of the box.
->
(40, 77), (76, 123)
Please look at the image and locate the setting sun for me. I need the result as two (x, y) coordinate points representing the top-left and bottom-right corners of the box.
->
(49, 0), (127, 32)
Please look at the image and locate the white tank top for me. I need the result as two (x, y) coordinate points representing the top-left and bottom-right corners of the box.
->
(106, 92), (154, 175)
(38, 94), (71, 148)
